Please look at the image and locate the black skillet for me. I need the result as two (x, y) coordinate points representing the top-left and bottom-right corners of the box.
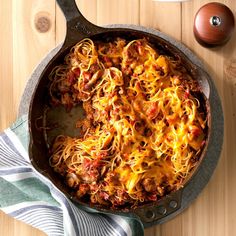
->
(28, 0), (224, 227)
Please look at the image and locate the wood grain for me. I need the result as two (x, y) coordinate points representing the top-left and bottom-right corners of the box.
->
(97, 0), (139, 25)
(1, 0), (55, 235)
(0, 0), (14, 129)
(12, 0), (56, 115)
(140, 0), (181, 40)
(1, 0), (236, 235)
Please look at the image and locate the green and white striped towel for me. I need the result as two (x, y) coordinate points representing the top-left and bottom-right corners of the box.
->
(0, 115), (143, 236)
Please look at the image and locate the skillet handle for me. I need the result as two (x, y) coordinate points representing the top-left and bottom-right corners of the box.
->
(56, 0), (105, 47)
(56, 0), (80, 22)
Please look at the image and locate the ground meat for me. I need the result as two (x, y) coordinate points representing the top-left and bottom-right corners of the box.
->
(66, 173), (80, 188)
(142, 178), (156, 192)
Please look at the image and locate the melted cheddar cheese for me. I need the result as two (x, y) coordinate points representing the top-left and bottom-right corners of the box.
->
(49, 38), (207, 208)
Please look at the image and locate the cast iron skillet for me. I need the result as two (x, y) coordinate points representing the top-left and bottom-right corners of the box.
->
(29, 0), (218, 226)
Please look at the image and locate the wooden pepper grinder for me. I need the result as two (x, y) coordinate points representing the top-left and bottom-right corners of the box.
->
(193, 2), (235, 47)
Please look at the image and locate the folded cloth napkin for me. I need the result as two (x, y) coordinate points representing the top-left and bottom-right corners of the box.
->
(0, 115), (144, 236)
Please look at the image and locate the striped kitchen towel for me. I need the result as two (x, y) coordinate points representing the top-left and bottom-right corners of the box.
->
(0, 115), (143, 236)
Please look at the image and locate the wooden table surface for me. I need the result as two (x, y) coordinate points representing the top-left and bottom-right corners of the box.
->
(0, 0), (236, 235)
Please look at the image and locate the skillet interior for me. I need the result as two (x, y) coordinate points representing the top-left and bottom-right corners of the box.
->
(29, 28), (211, 224)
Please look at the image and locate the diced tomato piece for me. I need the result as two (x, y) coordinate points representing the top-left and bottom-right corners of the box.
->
(88, 169), (99, 179)
(73, 68), (80, 76)
(192, 128), (201, 137)
(68, 168), (74, 173)
(189, 125), (202, 137)
(184, 89), (190, 99)
(130, 120), (135, 126)
(104, 56), (111, 63)
(83, 72), (92, 82)
(147, 194), (157, 201)
(92, 158), (102, 168)
(201, 140), (206, 147)
(78, 183), (89, 197)
(83, 158), (91, 169)
(97, 151), (108, 159)
(67, 72), (75, 84)
(100, 191), (109, 200)
(166, 115), (177, 125)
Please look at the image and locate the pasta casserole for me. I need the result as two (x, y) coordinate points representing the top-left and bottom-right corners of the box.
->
(48, 38), (207, 208)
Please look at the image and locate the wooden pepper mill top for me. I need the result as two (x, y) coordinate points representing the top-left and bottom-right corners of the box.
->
(193, 2), (235, 47)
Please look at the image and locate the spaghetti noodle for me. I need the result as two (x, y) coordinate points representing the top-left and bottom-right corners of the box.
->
(49, 38), (207, 208)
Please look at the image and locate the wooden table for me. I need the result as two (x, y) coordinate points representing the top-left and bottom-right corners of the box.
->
(0, 0), (235, 235)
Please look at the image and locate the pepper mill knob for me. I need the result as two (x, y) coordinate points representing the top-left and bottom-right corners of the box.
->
(193, 2), (235, 47)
